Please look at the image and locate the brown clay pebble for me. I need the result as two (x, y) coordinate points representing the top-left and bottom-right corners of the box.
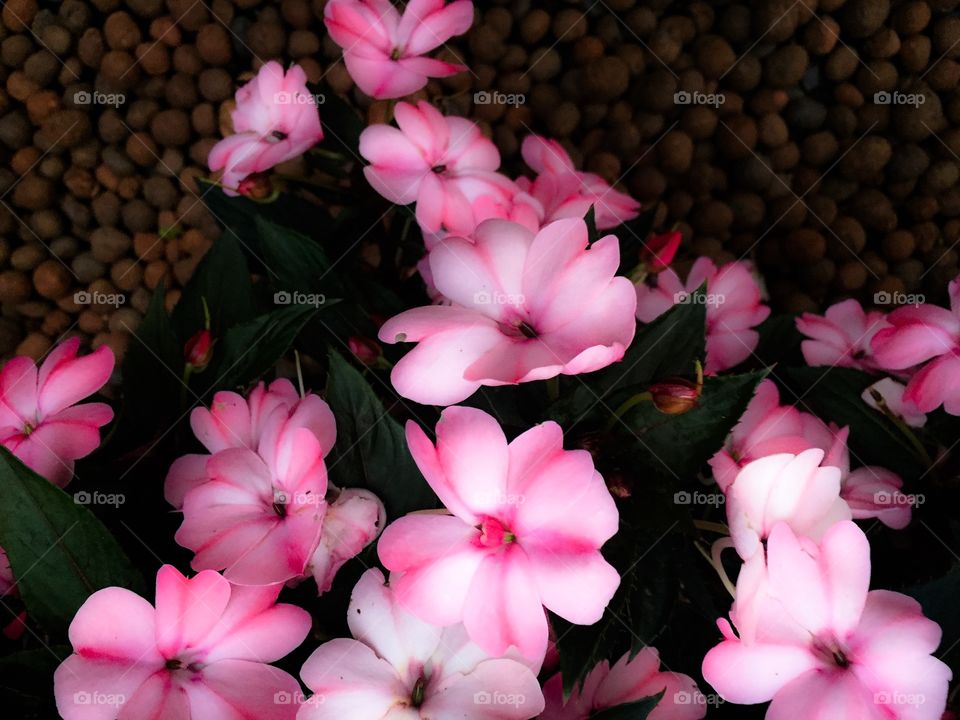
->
(32, 260), (71, 300)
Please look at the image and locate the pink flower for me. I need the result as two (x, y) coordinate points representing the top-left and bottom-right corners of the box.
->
(324, 0), (473, 99)
(871, 279), (960, 414)
(841, 465), (913, 530)
(377, 406), (620, 660)
(164, 379), (336, 508)
(360, 100), (514, 236)
(175, 421), (328, 586)
(861, 378), (927, 429)
(725, 449), (851, 560)
(635, 257), (770, 374)
(306, 487), (385, 594)
(379, 217), (637, 405)
(0, 337), (114, 487)
(517, 135), (640, 230)
(208, 61), (324, 195)
(54, 565), (310, 720)
(297, 568), (545, 720)
(702, 521), (951, 719)
(796, 299), (889, 370)
(541, 648), (706, 720)
(709, 380), (848, 493)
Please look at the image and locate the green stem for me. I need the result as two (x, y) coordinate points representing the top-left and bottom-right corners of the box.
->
(603, 391), (652, 433)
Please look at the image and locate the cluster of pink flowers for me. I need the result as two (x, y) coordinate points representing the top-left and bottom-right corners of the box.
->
(701, 375), (951, 715)
(165, 378), (384, 591)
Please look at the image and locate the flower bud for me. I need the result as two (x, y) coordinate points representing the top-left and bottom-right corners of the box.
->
(348, 336), (383, 366)
(649, 379), (700, 415)
(236, 173), (273, 200)
(184, 329), (214, 370)
(640, 230), (681, 274)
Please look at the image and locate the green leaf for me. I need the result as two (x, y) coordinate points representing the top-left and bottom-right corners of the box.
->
(908, 563), (960, 677)
(198, 179), (326, 255)
(622, 370), (768, 479)
(585, 206), (599, 245)
(610, 205), (658, 274)
(753, 313), (803, 367)
(0, 448), (143, 634)
(210, 304), (319, 392)
(119, 282), (183, 435)
(171, 233), (257, 341)
(780, 367), (922, 481)
(324, 350), (435, 518)
(591, 692), (664, 719)
(315, 87), (364, 157)
(548, 291), (707, 427)
(257, 216), (334, 294)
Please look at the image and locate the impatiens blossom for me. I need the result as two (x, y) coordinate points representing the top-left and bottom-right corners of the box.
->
(725, 449), (851, 560)
(0, 337), (114, 487)
(165, 378), (336, 508)
(360, 101), (514, 236)
(176, 422), (328, 585)
(167, 380), (383, 589)
(297, 568), (544, 720)
(517, 135), (640, 230)
(378, 406), (620, 660)
(324, 0), (473, 99)
(871, 279), (960, 414)
(379, 217), (637, 405)
(703, 521), (951, 720)
(635, 257), (770, 374)
(541, 648), (706, 720)
(54, 565), (310, 720)
(208, 61), (324, 195)
(796, 299), (889, 370)
(709, 380), (848, 494)
(861, 377), (926, 428)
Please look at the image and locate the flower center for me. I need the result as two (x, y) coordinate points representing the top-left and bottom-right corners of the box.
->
(411, 676), (426, 707)
(391, 47), (403, 60)
(812, 636), (851, 669)
(165, 658), (204, 673)
(478, 516), (515, 548)
(267, 130), (288, 143)
(431, 164), (447, 174)
(272, 489), (288, 517)
(22, 421), (34, 435)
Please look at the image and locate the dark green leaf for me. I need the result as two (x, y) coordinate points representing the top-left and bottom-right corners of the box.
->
(198, 179), (326, 255)
(315, 88), (364, 157)
(585, 206), (599, 245)
(0, 448), (143, 634)
(324, 350), (435, 518)
(780, 367), (922, 481)
(591, 692), (664, 720)
(622, 370), (768, 479)
(753, 313), (803, 367)
(908, 563), (960, 676)
(257, 216), (334, 294)
(611, 205), (658, 274)
(210, 304), (318, 392)
(119, 282), (183, 434)
(171, 234), (257, 341)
